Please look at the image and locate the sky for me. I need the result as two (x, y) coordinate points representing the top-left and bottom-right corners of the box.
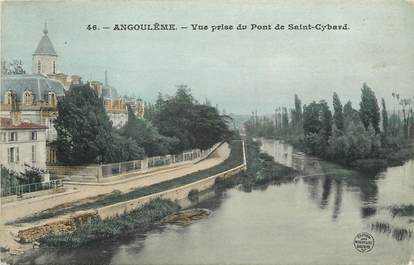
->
(1, 0), (414, 115)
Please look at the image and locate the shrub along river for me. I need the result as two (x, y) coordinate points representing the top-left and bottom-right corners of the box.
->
(15, 139), (414, 265)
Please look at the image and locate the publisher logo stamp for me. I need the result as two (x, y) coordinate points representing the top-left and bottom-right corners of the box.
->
(354, 232), (374, 253)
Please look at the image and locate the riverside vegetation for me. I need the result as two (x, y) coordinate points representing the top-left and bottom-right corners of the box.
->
(39, 198), (180, 247)
(215, 138), (298, 192)
(245, 83), (414, 171)
(9, 140), (243, 225)
(14, 137), (298, 248)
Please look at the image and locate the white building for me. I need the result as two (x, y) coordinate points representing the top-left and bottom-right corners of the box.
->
(0, 112), (49, 182)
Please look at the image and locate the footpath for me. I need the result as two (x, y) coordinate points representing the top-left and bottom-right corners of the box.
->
(0, 143), (230, 255)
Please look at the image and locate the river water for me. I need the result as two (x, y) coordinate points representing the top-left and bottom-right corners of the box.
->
(16, 139), (414, 265)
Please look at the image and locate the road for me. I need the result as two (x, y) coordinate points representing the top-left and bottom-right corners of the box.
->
(0, 143), (230, 224)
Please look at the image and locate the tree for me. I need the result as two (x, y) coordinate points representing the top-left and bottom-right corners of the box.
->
(122, 105), (177, 156)
(291, 94), (302, 129)
(191, 104), (233, 149)
(152, 86), (231, 153)
(320, 100), (333, 141)
(302, 101), (332, 155)
(332, 92), (344, 131)
(381, 98), (388, 136)
(282, 107), (289, 129)
(359, 83), (380, 133)
(1, 59), (26, 75)
(303, 101), (322, 136)
(55, 84), (114, 164)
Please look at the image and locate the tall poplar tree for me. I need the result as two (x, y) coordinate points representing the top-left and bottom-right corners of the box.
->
(359, 83), (380, 133)
(381, 98), (388, 135)
(332, 92), (344, 131)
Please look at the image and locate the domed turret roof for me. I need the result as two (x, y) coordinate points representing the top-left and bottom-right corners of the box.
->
(33, 24), (57, 56)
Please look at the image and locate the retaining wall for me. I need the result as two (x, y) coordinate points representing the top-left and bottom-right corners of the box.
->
(17, 141), (246, 242)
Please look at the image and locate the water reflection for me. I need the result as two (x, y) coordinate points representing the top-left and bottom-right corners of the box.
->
(260, 139), (381, 221)
(371, 222), (413, 241)
(13, 139), (414, 265)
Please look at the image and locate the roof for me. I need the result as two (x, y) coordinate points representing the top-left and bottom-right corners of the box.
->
(33, 30), (57, 56)
(1, 74), (65, 102)
(0, 117), (47, 130)
(101, 85), (119, 99)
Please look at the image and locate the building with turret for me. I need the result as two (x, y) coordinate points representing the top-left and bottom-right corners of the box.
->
(32, 23), (58, 75)
(1, 24), (145, 164)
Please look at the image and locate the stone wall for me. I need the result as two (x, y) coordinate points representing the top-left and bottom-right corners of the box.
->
(17, 210), (98, 243)
(16, 141), (246, 242)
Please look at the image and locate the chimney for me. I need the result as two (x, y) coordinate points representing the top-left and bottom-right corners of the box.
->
(11, 111), (21, 126)
(10, 92), (21, 125)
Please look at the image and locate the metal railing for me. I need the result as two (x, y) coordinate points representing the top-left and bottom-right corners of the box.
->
(1, 179), (63, 197)
(100, 145), (216, 178)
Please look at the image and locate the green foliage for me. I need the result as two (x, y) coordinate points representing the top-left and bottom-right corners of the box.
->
(106, 131), (145, 163)
(1, 166), (22, 191)
(21, 164), (45, 184)
(187, 189), (199, 202)
(55, 84), (114, 164)
(381, 98), (388, 136)
(152, 87), (232, 153)
(40, 199), (180, 247)
(244, 83), (412, 171)
(55, 84), (146, 164)
(359, 83), (381, 133)
(333, 92), (344, 131)
(291, 94), (303, 129)
(122, 105), (178, 156)
(303, 100), (332, 154)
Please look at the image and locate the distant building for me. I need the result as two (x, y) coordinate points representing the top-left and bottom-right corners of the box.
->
(0, 110), (49, 182)
(32, 23), (57, 76)
(1, 24), (145, 165)
(0, 74), (64, 164)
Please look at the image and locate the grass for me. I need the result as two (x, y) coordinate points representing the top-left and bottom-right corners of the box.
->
(39, 198), (180, 247)
(215, 138), (297, 191)
(10, 140), (243, 225)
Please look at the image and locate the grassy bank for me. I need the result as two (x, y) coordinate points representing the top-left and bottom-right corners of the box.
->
(215, 138), (297, 191)
(10, 140), (243, 225)
(39, 198), (180, 247)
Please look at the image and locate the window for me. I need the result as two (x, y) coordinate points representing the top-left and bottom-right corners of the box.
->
(0, 132), (6, 142)
(37, 61), (41, 73)
(4, 91), (13, 105)
(23, 90), (33, 105)
(7, 147), (19, 163)
(48, 92), (56, 107)
(8, 132), (18, 142)
(53, 61), (56, 74)
(32, 145), (36, 162)
(31, 131), (37, 140)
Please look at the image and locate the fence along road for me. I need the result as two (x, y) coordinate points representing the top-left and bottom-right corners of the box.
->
(0, 142), (230, 224)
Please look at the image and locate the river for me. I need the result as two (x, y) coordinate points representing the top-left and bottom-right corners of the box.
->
(15, 139), (414, 265)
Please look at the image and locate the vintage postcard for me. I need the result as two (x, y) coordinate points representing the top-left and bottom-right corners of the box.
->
(1, 0), (413, 264)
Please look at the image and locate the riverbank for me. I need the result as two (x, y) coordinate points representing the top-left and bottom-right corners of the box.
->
(9, 139), (414, 265)
(0, 139), (244, 262)
(39, 198), (180, 247)
(215, 138), (298, 191)
(263, 133), (414, 173)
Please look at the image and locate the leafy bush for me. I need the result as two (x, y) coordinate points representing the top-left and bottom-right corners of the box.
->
(40, 198), (180, 247)
(188, 189), (199, 202)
